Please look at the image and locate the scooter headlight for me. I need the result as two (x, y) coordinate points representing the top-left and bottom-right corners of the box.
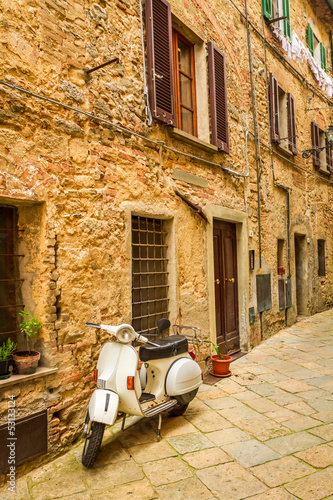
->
(116, 324), (136, 343)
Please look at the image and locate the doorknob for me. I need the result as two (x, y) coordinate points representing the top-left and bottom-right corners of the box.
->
(225, 278), (235, 283)
(215, 279), (220, 285)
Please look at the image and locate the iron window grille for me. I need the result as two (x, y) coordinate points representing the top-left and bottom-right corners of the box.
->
(132, 216), (169, 337)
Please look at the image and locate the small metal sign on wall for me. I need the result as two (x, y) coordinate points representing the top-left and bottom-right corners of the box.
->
(256, 274), (272, 313)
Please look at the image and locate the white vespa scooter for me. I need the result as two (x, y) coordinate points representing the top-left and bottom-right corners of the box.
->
(81, 319), (203, 468)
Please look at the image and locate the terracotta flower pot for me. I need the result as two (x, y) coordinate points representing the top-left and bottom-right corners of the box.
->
(210, 354), (232, 377)
(12, 351), (40, 375)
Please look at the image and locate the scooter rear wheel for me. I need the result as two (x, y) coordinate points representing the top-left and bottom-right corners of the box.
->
(82, 421), (105, 468)
(168, 403), (189, 417)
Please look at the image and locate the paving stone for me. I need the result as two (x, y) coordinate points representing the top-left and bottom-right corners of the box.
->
(309, 423), (333, 441)
(31, 472), (87, 500)
(282, 415), (322, 431)
(160, 415), (197, 437)
(250, 456), (314, 488)
(285, 401), (316, 415)
(118, 419), (157, 448)
(156, 477), (212, 500)
(204, 396), (245, 410)
(127, 440), (177, 463)
(186, 410), (233, 432)
(84, 461), (144, 492)
(197, 388), (228, 400)
(268, 391), (302, 406)
(233, 390), (262, 401)
(87, 439), (130, 467)
(284, 468), (333, 499)
(233, 374), (265, 386)
(221, 440), (281, 467)
(265, 409), (299, 423)
(0, 477), (30, 500)
(312, 410), (333, 423)
(265, 431), (325, 455)
(304, 376), (333, 388)
(215, 379), (246, 394)
(306, 399), (333, 412)
(259, 373), (290, 383)
(274, 379), (315, 393)
(92, 479), (157, 500)
(206, 428), (251, 446)
(166, 432), (214, 454)
(248, 487), (298, 499)
(298, 388), (331, 400)
(245, 398), (282, 413)
(295, 444), (333, 468)
(142, 457), (192, 486)
(197, 462), (267, 499)
(246, 383), (279, 397)
(182, 447), (232, 468)
(199, 384), (219, 393)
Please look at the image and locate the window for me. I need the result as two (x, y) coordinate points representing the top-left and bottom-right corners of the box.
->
(263, 0), (291, 40)
(307, 24), (327, 72)
(311, 122), (333, 174)
(277, 239), (285, 271)
(145, 0), (229, 151)
(132, 216), (169, 336)
(318, 239), (325, 277)
(0, 207), (23, 345)
(269, 73), (297, 155)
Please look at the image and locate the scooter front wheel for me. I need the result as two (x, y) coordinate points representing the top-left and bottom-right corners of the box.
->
(82, 421), (105, 468)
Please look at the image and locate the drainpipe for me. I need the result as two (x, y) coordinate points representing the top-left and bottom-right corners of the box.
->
(139, 0), (152, 127)
(244, 0), (263, 339)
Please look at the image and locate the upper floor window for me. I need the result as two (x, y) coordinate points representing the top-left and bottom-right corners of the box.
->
(262, 0), (291, 40)
(145, 0), (229, 151)
(269, 73), (297, 155)
(307, 24), (327, 72)
(311, 122), (333, 174)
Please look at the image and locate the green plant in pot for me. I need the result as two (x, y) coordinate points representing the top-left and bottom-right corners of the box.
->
(0, 339), (17, 378)
(204, 340), (232, 377)
(12, 310), (42, 375)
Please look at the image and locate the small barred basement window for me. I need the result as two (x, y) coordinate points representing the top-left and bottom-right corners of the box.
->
(132, 216), (169, 336)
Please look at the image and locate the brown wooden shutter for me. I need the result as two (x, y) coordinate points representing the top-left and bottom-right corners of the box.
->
(208, 41), (229, 152)
(145, 0), (175, 125)
(326, 138), (333, 173)
(269, 73), (280, 143)
(287, 93), (297, 155)
(311, 122), (320, 168)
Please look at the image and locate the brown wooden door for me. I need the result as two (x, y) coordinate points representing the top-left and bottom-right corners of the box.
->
(213, 220), (239, 353)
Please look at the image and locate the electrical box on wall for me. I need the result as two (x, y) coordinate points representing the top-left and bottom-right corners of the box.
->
(256, 274), (272, 312)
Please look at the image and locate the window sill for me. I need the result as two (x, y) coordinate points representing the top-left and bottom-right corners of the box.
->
(168, 127), (218, 153)
(0, 367), (58, 388)
(277, 143), (293, 156)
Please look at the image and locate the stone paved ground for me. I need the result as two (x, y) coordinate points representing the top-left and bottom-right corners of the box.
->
(2, 310), (333, 499)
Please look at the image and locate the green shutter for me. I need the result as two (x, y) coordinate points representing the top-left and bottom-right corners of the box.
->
(307, 23), (314, 56)
(283, 0), (291, 40)
(262, 0), (272, 20)
(320, 43), (327, 72)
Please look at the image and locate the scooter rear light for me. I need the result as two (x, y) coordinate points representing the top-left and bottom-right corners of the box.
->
(189, 350), (196, 360)
(127, 376), (135, 390)
(94, 369), (98, 382)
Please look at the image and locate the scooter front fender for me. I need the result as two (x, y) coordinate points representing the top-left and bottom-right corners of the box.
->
(88, 389), (119, 426)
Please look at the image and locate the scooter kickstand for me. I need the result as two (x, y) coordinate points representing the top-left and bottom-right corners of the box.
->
(121, 414), (126, 431)
(156, 414), (162, 442)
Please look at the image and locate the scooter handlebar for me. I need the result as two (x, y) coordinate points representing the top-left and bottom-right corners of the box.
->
(85, 322), (101, 329)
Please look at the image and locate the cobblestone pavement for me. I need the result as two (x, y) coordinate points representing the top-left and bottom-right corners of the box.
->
(2, 310), (333, 499)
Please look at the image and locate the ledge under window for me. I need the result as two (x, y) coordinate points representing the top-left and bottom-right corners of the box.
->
(0, 367), (58, 389)
(168, 127), (218, 153)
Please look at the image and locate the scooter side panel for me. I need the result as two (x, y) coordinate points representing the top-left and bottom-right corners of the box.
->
(165, 358), (202, 395)
(116, 345), (143, 416)
(88, 389), (119, 425)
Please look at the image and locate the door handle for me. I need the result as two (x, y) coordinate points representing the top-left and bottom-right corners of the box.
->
(225, 278), (235, 283)
(215, 279), (220, 285)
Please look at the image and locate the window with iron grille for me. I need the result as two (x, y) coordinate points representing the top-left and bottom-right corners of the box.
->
(132, 216), (169, 336)
(0, 206), (24, 343)
(318, 239), (326, 277)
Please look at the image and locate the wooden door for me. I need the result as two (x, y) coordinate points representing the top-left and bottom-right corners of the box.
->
(213, 220), (239, 353)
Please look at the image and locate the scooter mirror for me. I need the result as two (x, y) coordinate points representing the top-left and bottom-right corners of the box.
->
(116, 324), (136, 343)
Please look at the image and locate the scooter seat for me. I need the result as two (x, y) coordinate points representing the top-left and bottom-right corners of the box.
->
(139, 335), (188, 362)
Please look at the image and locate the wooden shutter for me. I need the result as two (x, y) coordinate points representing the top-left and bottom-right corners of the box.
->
(320, 43), (327, 72)
(311, 122), (320, 168)
(283, 0), (291, 40)
(145, 0), (175, 125)
(269, 73), (280, 143)
(307, 24), (314, 57)
(208, 41), (229, 152)
(262, 0), (272, 19)
(326, 137), (333, 173)
(287, 93), (297, 155)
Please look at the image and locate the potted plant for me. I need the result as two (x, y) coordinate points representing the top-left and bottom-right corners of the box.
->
(12, 310), (42, 375)
(0, 339), (17, 378)
(204, 340), (232, 377)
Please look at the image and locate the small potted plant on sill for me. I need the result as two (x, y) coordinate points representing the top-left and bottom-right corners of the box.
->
(12, 310), (42, 375)
(0, 339), (17, 379)
(204, 340), (232, 377)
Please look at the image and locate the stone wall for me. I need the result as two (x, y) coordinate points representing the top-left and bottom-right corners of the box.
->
(0, 0), (332, 476)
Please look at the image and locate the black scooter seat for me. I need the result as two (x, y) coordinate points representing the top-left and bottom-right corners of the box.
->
(139, 335), (188, 362)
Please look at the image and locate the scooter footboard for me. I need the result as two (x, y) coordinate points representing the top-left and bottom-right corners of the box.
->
(88, 389), (119, 425)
